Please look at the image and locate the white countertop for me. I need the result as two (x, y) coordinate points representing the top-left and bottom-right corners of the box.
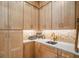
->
(23, 39), (79, 55)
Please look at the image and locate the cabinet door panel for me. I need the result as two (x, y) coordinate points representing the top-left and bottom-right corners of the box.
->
(40, 2), (52, 30)
(52, 2), (63, 29)
(0, 30), (8, 57)
(35, 42), (41, 58)
(61, 50), (74, 58)
(62, 2), (75, 29)
(40, 7), (46, 30)
(24, 2), (32, 29)
(9, 30), (23, 58)
(23, 42), (34, 58)
(32, 7), (38, 30)
(45, 2), (52, 29)
(52, 1), (75, 29)
(0, 2), (8, 29)
(9, 2), (23, 29)
(40, 44), (57, 58)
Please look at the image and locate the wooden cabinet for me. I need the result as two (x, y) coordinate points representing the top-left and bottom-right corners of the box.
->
(53, 1), (75, 29)
(8, 30), (23, 58)
(0, 2), (8, 29)
(52, 1), (75, 29)
(9, 2), (23, 29)
(0, 30), (8, 57)
(24, 2), (32, 29)
(35, 42), (41, 58)
(35, 42), (79, 58)
(61, 50), (74, 58)
(62, 1), (75, 29)
(39, 2), (52, 30)
(52, 1), (62, 29)
(23, 41), (34, 58)
(31, 6), (39, 30)
(40, 43), (57, 58)
(35, 42), (57, 58)
(39, 1), (75, 30)
(24, 2), (38, 30)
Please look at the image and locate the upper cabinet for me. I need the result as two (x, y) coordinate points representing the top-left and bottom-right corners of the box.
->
(52, 1), (63, 29)
(39, 1), (75, 30)
(24, 2), (38, 30)
(31, 6), (39, 30)
(24, 2), (32, 30)
(0, 2), (8, 29)
(52, 1), (75, 29)
(40, 2), (52, 30)
(0, 1), (76, 30)
(9, 2), (23, 29)
(62, 1), (75, 29)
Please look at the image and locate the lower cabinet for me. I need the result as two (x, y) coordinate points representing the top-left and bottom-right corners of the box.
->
(35, 42), (41, 58)
(61, 50), (75, 58)
(40, 44), (57, 58)
(23, 42), (79, 58)
(23, 41), (35, 58)
(34, 42), (79, 58)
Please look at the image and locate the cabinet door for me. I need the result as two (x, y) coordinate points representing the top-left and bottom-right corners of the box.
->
(9, 2), (23, 29)
(61, 50), (74, 58)
(62, 1), (75, 29)
(31, 6), (38, 30)
(24, 2), (32, 29)
(45, 2), (52, 30)
(0, 2), (8, 29)
(52, 1), (62, 29)
(40, 44), (57, 58)
(0, 30), (8, 57)
(8, 30), (23, 58)
(23, 42), (34, 58)
(52, 1), (75, 29)
(40, 2), (52, 30)
(35, 42), (41, 58)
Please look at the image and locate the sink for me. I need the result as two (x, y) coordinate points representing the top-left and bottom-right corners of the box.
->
(46, 41), (57, 45)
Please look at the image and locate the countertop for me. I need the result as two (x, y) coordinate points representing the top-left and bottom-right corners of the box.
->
(23, 39), (79, 55)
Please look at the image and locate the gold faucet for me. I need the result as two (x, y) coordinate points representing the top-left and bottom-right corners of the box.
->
(51, 33), (58, 41)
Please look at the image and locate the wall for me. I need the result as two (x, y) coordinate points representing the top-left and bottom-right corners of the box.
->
(23, 30), (76, 44)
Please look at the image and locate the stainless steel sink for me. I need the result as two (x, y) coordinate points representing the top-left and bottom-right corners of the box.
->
(46, 41), (57, 45)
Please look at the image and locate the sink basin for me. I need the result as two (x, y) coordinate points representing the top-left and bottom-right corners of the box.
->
(46, 41), (57, 45)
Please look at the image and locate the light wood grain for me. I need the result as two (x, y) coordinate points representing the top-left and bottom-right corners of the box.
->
(40, 43), (57, 58)
(62, 1), (75, 29)
(9, 1), (23, 29)
(0, 30), (9, 57)
(0, 2), (8, 29)
(35, 42), (41, 58)
(24, 2), (32, 29)
(61, 50), (74, 58)
(52, 1), (75, 29)
(8, 30), (23, 58)
(23, 41), (34, 58)
(26, 1), (39, 8)
(31, 6), (39, 30)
